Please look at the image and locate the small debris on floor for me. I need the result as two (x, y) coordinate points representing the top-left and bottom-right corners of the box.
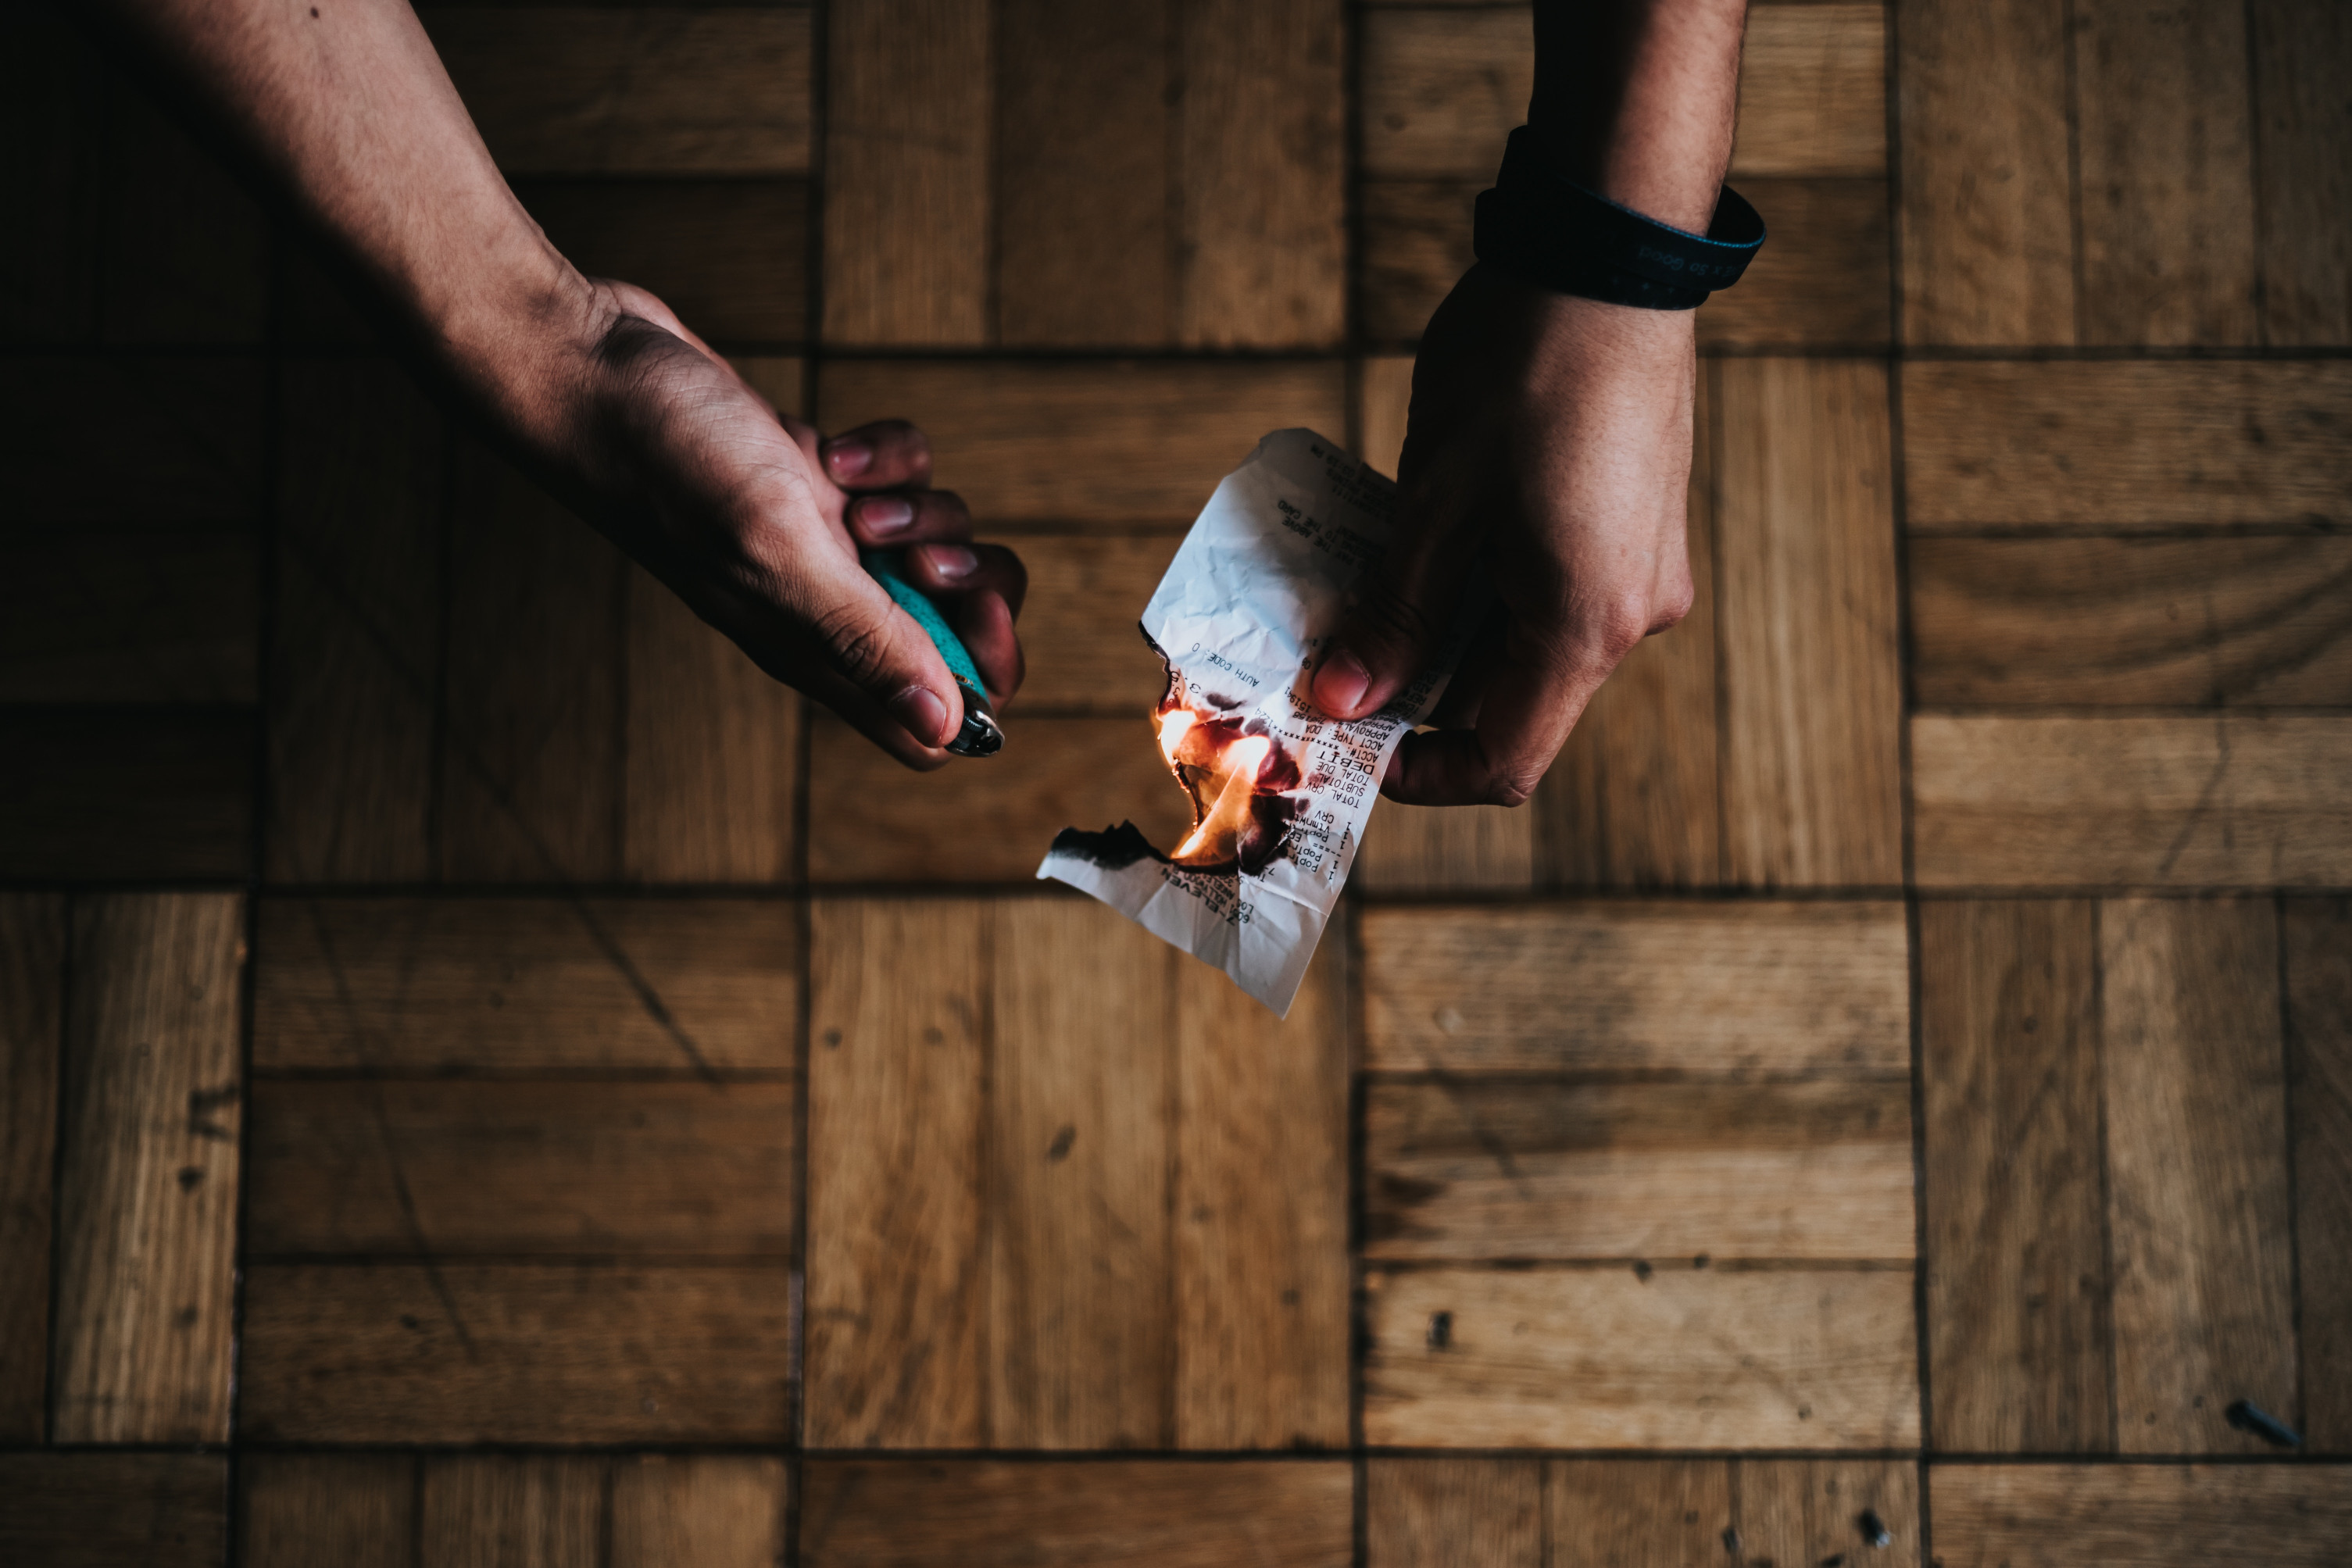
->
(1857, 1509), (1892, 1548)
(1426, 1310), (1452, 1349)
(2225, 1398), (2301, 1448)
(1722, 1527), (1742, 1555)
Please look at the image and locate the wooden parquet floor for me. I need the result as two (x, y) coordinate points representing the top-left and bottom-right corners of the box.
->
(3, 2), (2350, 1563)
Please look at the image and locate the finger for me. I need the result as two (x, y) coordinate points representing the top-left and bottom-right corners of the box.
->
(1379, 619), (1614, 808)
(821, 420), (931, 491)
(793, 547), (969, 754)
(846, 488), (974, 549)
(951, 589), (1024, 703)
(1309, 491), (1479, 723)
(1420, 613), (1507, 733)
(899, 541), (1028, 620)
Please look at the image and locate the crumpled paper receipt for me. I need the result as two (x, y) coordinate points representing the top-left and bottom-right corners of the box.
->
(1036, 428), (1470, 1016)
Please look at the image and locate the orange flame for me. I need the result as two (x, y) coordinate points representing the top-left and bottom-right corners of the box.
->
(1154, 704), (1281, 870)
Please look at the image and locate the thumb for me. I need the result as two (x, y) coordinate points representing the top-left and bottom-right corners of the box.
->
(799, 552), (965, 758)
(1310, 494), (1476, 721)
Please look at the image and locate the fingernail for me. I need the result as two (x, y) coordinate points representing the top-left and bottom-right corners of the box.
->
(889, 683), (950, 746)
(928, 545), (979, 581)
(860, 496), (915, 537)
(827, 439), (873, 480)
(1314, 649), (1371, 716)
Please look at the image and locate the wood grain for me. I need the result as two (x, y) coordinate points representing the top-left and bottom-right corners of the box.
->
(0, 531), (256, 702)
(427, 9), (812, 175)
(2252, 0), (2352, 345)
(1174, 941), (1350, 1449)
(439, 438), (627, 882)
(1931, 1464), (2352, 1567)
(1910, 536), (2352, 708)
(0, 1453), (227, 1568)
(1737, 1459), (1922, 1568)
(817, 359), (1348, 526)
(0, 709), (252, 881)
(798, 1459), (1353, 1567)
(252, 896), (799, 1075)
(0, 894), (63, 1441)
(1, 357), (264, 523)
(823, 0), (991, 345)
(1364, 1079), (1916, 1262)
(247, 1079), (796, 1256)
(1547, 1460), (1732, 1568)
(1353, 803), (1539, 896)
(623, 565), (801, 883)
(1359, 354), (1414, 477)
(1174, 0), (1346, 348)
(240, 1263), (795, 1442)
(803, 898), (988, 1448)
(805, 715), (1193, 883)
(1911, 716), (2352, 888)
(998, 532), (1180, 714)
(1360, 901), (1912, 1074)
(2073, 0), (2259, 345)
(1732, 2), (1888, 177)
(612, 1455), (788, 1568)
(52, 895), (244, 1443)
(1360, 180), (1471, 344)
(1361, 1264), (1919, 1448)
(1716, 358), (1903, 888)
(1365, 1459), (1542, 1568)
(241, 1454), (416, 1568)
(520, 179), (808, 343)
(1920, 899), (2112, 1452)
(2101, 897), (2297, 1453)
(268, 358), (445, 883)
(1895, 0), (2077, 345)
(1901, 362), (2352, 530)
(2285, 898), (2352, 1452)
(988, 898), (1176, 1448)
(994, 0), (1172, 346)
(419, 1456), (602, 1568)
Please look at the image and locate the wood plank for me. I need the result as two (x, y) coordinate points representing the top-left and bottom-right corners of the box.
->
(1360, 180), (1471, 344)
(1895, 0), (2076, 345)
(1737, 1459), (1921, 1568)
(1174, 940), (1349, 1449)
(98, 84), (268, 345)
(1361, 1264), (1920, 1448)
(728, 353), (807, 419)
(248, 1079), (796, 1256)
(1174, 0), (1346, 348)
(994, 0), (1172, 346)
(2252, 0), (2352, 346)
(0, 894), (63, 1442)
(1353, 804), (1538, 896)
(2286, 898), (2352, 1452)
(0, 7), (105, 344)
(622, 566), (801, 882)
(418, 1456), (602, 1568)
(611, 1455), (788, 1568)
(0, 358), (265, 524)
(0, 531), (257, 703)
(1931, 1464), (2352, 1567)
(0, 709), (253, 881)
(1911, 716), (2352, 888)
(997, 532), (1179, 714)
(1901, 362), (2352, 530)
(1360, 5), (1884, 179)
(822, 0), (991, 345)
(1535, 360), (1718, 889)
(2073, 0), (2258, 346)
(267, 358), (445, 883)
(1716, 357), (1903, 888)
(240, 1263), (795, 1442)
(439, 437), (627, 882)
(1546, 1460), (1732, 1568)
(817, 359), (1348, 526)
(520, 179), (808, 343)
(2101, 897), (2297, 1453)
(798, 1459), (1353, 1567)
(803, 898), (988, 1448)
(52, 893), (244, 1443)
(252, 896), (799, 1075)
(1364, 1079), (1916, 1263)
(427, 9), (812, 176)
(805, 715), (1193, 884)
(1359, 353), (1414, 477)
(0, 1453), (227, 1568)
(1360, 901), (1912, 1074)
(241, 1454), (416, 1568)
(1910, 536), (2352, 709)
(1919, 899), (2111, 1453)
(1365, 1459), (1542, 1568)
(989, 900), (1175, 1450)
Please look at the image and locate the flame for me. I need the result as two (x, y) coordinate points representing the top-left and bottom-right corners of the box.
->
(1171, 734), (1271, 866)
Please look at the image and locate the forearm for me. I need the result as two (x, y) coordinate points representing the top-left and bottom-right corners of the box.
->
(1528, 0), (1748, 230)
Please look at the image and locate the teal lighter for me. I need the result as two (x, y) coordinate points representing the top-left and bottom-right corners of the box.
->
(860, 549), (1005, 757)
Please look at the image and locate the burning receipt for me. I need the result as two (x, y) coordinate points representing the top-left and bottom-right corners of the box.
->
(1037, 429), (1469, 1016)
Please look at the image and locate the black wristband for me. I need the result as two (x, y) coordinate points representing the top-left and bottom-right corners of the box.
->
(1473, 127), (1766, 309)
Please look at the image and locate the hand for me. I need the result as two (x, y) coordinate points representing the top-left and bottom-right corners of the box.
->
(1309, 263), (1696, 806)
(509, 280), (1026, 770)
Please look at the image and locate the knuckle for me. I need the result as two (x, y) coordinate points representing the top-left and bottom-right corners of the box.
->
(1353, 581), (1443, 655)
(810, 601), (895, 689)
(1592, 593), (1653, 659)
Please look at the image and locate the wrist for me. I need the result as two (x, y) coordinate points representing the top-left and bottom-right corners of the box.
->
(420, 225), (613, 455)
